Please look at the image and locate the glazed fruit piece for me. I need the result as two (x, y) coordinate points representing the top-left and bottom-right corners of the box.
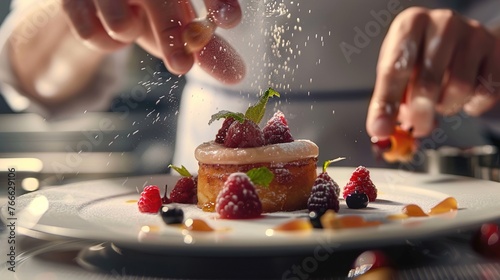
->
(138, 185), (162, 214)
(216, 167), (274, 219)
(169, 165), (198, 204)
(343, 166), (377, 202)
(371, 126), (416, 163)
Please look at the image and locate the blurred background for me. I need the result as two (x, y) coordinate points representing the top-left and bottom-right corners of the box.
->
(0, 0), (185, 194)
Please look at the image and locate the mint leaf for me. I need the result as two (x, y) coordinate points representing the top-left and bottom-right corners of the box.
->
(246, 167), (274, 188)
(168, 164), (192, 177)
(244, 88), (280, 124)
(208, 110), (246, 125)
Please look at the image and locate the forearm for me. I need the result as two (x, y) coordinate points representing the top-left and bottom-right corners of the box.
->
(7, 0), (106, 109)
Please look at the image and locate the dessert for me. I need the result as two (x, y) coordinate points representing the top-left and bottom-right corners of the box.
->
(195, 88), (319, 212)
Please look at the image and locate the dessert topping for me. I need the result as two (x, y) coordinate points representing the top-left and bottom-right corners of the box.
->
(138, 185), (163, 214)
(169, 165), (198, 204)
(343, 166), (378, 202)
(263, 110), (294, 145)
(224, 119), (265, 148)
(216, 167), (273, 219)
(160, 206), (184, 225)
(209, 88), (281, 148)
(345, 191), (369, 209)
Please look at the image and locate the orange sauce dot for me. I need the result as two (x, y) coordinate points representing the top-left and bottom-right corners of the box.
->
(429, 197), (458, 215)
(126, 199), (138, 204)
(202, 202), (215, 212)
(402, 204), (428, 217)
(338, 215), (367, 228)
(182, 218), (215, 232)
(274, 219), (312, 231)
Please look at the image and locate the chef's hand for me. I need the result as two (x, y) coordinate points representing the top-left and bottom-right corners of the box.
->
(62, 0), (244, 83)
(366, 7), (500, 139)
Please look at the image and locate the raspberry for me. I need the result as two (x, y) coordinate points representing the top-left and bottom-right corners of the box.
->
(343, 166), (377, 202)
(307, 176), (340, 213)
(216, 172), (262, 219)
(224, 119), (265, 148)
(263, 111), (294, 145)
(170, 176), (198, 204)
(215, 117), (235, 144)
(138, 185), (162, 213)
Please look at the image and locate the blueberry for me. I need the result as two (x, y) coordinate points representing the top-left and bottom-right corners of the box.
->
(160, 206), (184, 225)
(308, 210), (324, 229)
(346, 192), (369, 209)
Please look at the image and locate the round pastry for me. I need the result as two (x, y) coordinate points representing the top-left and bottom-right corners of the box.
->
(195, 139), (319, 212)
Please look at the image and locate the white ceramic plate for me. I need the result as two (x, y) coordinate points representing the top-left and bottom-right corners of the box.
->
(3, 167), (500, 256)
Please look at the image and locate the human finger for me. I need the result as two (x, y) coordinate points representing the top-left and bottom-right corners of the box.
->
(464, 39), (500, 116)
(204, 0), (242, 29)
(366, 7), (429, 138)
(410, 10), (459, 121)
(62, 0), (125, 51)
(93, 0), (145, 43)
(140, 0), (196, 75)
(183, 17), (217, 53)
(195, 34), (245, 84)
(439, 20), (493, 116)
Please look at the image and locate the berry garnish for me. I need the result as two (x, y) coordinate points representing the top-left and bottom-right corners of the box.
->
(169, 165), (198, 204)
(209, 88), (280, 148)
(160, 206), (184, 225)
(216, 167), (274, 219)
(215, 117), (235, 144)
(307, 158), (345, 213)
(308, 211), (323, 229)
(138, 185), (162, 214)
(345, 191), (369, 209)
(224, 119), (265, 148)
(471, 223), (500, 259)
(263, 110), (294, 145)
(343, 166), (377, 202)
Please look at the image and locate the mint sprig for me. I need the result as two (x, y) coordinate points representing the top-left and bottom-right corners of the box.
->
(322, 157), (346, 173)
(168, 164), (192, 177)
(246, 167), (274, 189)
(244, 88), (280, 124)
(208, 110), (246, 125)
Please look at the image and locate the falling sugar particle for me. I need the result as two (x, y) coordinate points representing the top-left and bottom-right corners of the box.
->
(132, 130), (139, 135)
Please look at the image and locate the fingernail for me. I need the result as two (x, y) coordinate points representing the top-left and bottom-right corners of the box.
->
(371, 115), (394, 138)
(168, 51), (193, 74)
(210, 1), (241, 28)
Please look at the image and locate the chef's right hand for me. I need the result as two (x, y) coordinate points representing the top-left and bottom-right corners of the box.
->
(62, 0), (244, 83)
